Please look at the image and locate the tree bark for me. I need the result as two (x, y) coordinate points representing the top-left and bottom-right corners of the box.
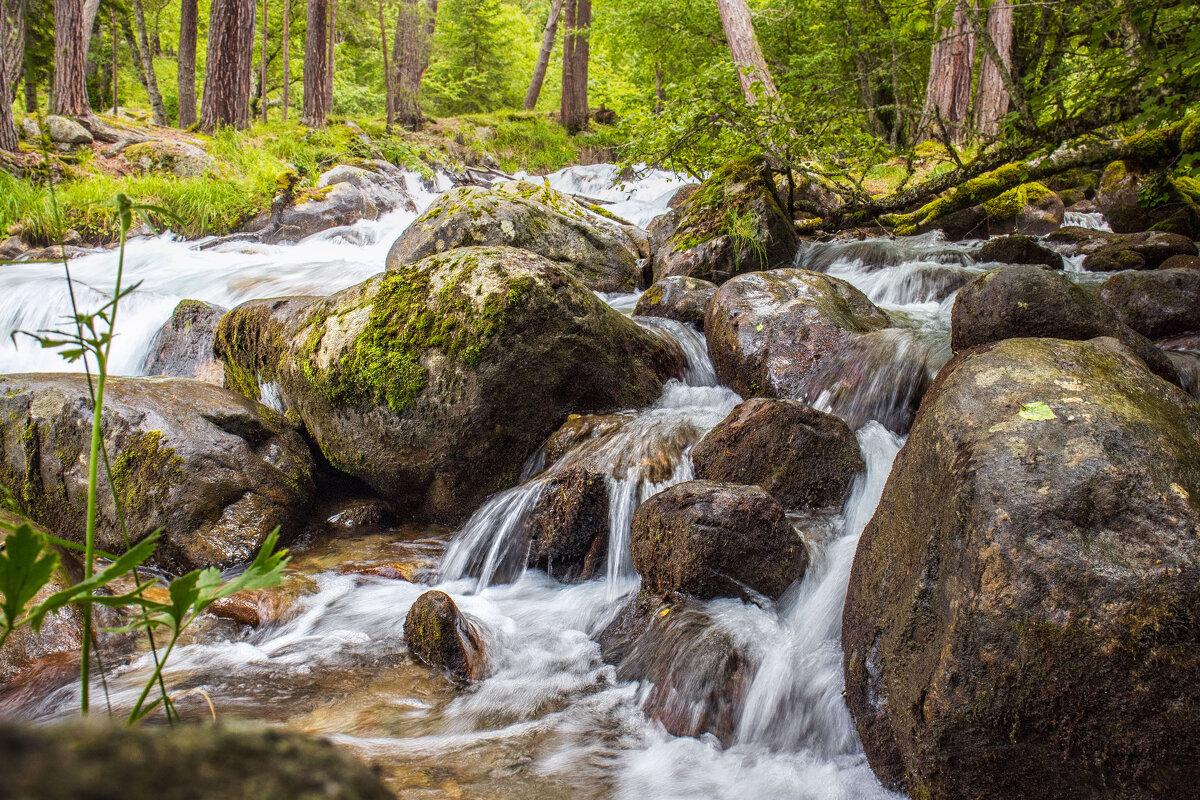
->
(178, 0), (198, 127)
(1, 0), (24, 104)
(325, 0), (334, 110)
(120, 11), (152, 97)
(0, 0), (17, 150)
(972, 1), (1011, 137)
(199, 0), (255, 131)
(523, 0), (564, 111)
(919, 1), (975, 143)
(654, 62), (664, 113)
(22, 42), (34, 112)
(132, 0), (168, 124)
(716, 0), (779, 104)
(53, 0), (91, 116)
(281, 0), (290, 120)
(377, 0), (391, 127)
(110, 9), (117, 112)
(391, 0), (435, 129)
(560, 0), (589, 133)
(963, 0), (1035, 134)
(260, 0), (268, 121)
(302, 0), (328, 127)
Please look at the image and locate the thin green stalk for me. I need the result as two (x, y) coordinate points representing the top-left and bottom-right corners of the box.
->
(79, 351), (107, 716)
(128, 630), (180, 724)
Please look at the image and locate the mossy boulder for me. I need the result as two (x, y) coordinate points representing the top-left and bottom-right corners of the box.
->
(630, 480), (807, 601)
(1099, 268), (1200, 340)
(980, 182), (1064, 236)
(522, 466), (609, 583)
(123, 140), (212, 178)
(214, 246), (684, 523)
(705, 268), (891, 400)
(43, 115), (92, 146)
(976, 234), (1063, 270)
(1046, 226), (1197, 271)
(633, 275), (718, 330)
(950, 265), (1180, 384)
(649, 159), (799, 285)
(1096, 160), (1199, 236)
(691, 398), (863, 509)
(386, 180), (641, 292)
(1159, 254), (1200, 271)
(267, 162), (416, 244)
(140, 299), (228, 385)
(404, 590), (485, 682)
(0, 374), (316, 572)
(0, 722), (394, 799)
(842, 336), (1200, 800)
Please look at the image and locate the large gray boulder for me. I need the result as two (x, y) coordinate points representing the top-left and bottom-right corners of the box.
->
(1096, 160), (1198, 237)
(387, 181), (642, 292)
(43, 116), (92, 145)
(843, 336), (1200, 800)
(633, 276), (718, 330)
(0, 375), (316, 572)
(1098, 267), (1200, 340)
(214, 246), (684, 523)
(267, 162), (417, 243)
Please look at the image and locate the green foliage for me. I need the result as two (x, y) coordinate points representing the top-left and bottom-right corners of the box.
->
(423, 0), (536, 114)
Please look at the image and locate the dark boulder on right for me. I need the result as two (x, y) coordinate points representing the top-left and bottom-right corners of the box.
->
(404, 590), (485, 682)
(843, 336), (1200, 800)
(1096, 160), (1198, 237)
(692, 398), (863, 509)
(1099, 268), (1200, 340)
(976, 234), (1063, 270)
(950, 265), (1179, 383)
(633, 276), (718, 330)
(140, 299), (228, 385)
(630, 481), (806, 601)
(1046, 226), (1197, 271)
(1159, 254), (1200, 271)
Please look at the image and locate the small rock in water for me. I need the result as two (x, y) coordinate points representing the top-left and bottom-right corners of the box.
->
(140, 299), (228, 385)
(976, 234), (1063, 270)
(1159, 254), (1200, 271)
(1099, 267), (1200, 340)
(323, 498), (397, 530)
(692, 398), (863, 510)
(630, 480), (807, 600)
(633, 276), (718, 330)
(524, 467), (609, 582)
(404, 590), (486, 682)
(1047, 226), (1197, 271)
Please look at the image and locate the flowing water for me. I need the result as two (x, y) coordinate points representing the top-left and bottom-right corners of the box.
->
(0, 169), (1117, 798)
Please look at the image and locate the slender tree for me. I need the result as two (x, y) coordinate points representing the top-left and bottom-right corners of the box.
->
(52, 0), (91, 116)
(302, 0), (328, 126)
(920, 1), (975, 142)
(523, 0), (564, 110)
(560, 0), (589, 133)
(0, 0), (17, 150)
(260, 0), (268, 121)
(391, 0), (436, 129)
(1, 0), (24, 104)
(132, 0), (168, 124)
(199, 0), (256, 131)
(325, 0), (335, 109)
(281, 0), (290, 121)
(716, 0), (778, 104)
(377, 0), (392, 127)
(178, 0), (198, 127)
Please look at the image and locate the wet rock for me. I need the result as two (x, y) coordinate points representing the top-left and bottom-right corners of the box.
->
(950, 265), (1179, 383)
(1099, 268), (1200, 339)
(387, 181), (641, 292)
(650, 159), (799, 285)
(140, 299), (228, 385)
(983, 182), (1064, 236)
(692, 399), (863, 509)
(633, 276), (718, 329)
(123, 140), (213, 178)
(630, 480), (807, 600)
(842, 336), (1200, 800)
(267, 163), (416, 244)
(976, 234), (1063, 270)
(667, 184), (700, 208)
(214, 247), (683, 524)
(318, 162), (418, 214)
(0, 374), (315, 572)
(597, 592), (752, 743)
(322, 498), (397, 530)
(43, 115), (92, 145)
(705, 269), (891, 400)
(524, 467), (609, 582)
(1096, 160), (1198, 236)
(404, 590), (485, 682)
(0, 235), (28, 260)
(0, 722), (395, 799)
(1047, 226), (1197, 271)
(920, 204), (989, 240)
(1160, 253), (1200, 271)
(540, 413), (628, 467)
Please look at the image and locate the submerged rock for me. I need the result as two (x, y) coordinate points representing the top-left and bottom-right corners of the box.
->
(649, 159), (799, 285)
(214, 246), (683, 523)
(0, 374), (315, 572)
(1046, 226), (1197, 271)
(387, 181), (641, 292)
(1099, 268), (1200, 340)
(692, 398), (863, 509)
(140, 299), (228, 385)
(0, 722), (394, 799)
(630, 480), (806, 601)
(976, 234), (1063, 270)
(950, 265), (1179, 384)
(633, 276), (718, 330)
(843, 336), (1200, 800)
(524, 467), (609, 582)
(404, 590), (485, 682)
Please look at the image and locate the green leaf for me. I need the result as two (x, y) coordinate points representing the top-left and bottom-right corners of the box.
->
(0, 524), (60, 633)
(1018, 401), (1057, 421)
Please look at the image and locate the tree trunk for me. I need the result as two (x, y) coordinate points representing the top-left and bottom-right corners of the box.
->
(963, 0), (1035, 134)
(281, 0), (289, 121)
(52, 0), (91, 116)
(716, 0), (779, 104)
(560, 0), (589, 133)
(325, 0), (334, 110)
(523, 0), (564, 111)
(22, 38), (35, 112)
(0, 1), (17, 150)
(973, 1), (1011, 137)
(132, 0), (168, 124)
(302, 0), (328, 127)
(79, 0), (100, 61)
(919, 1), (975, 143)
(178, 0), (198, 127)
(377, 0), (391, 127)
(391, 0), (435, 129)
(1, 0), (24, 104)
(110, 10), (117, 112)
(120, 12), (151, 97)
(260, 0), (268, 121)
(654, 62), (664, 113)
(199, 0), (255, 131)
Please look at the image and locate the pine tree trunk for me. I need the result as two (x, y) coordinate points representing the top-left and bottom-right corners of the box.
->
(120, 13), (151, 97)
(325, 0), (334, 109)
(523, 0), (564, 111)
(22, 43), (35, 112)
(178, 0), (198, 127)
(919, 2), (975, 143)
(973, 1), (1012, 137)
(1, 0), (24, 104)
(110, 10), (117, 111)
(716, 0), (779, 104)
(391, 0), (435, 129)
(560, 0), (589, 133)
(0, 0), (17, 150)
(281, 0), (290, 121)
(52, 0), (91, 116)
(302, 0), (328, 127)
(260, 0), (268, 121)
(199, 0), (255, 131)
(377, 0), (392, 126)
(132, 0), (168, 124)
